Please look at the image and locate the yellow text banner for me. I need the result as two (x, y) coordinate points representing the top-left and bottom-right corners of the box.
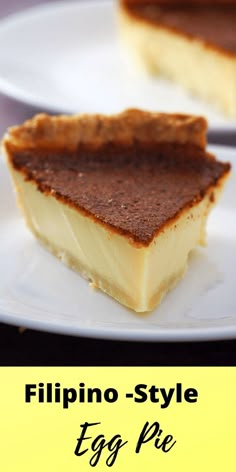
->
(0, 367), (235, 471)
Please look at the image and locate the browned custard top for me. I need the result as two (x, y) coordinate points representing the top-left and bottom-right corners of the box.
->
(11, 142), (230, 245)
(124, 1), (236, 54)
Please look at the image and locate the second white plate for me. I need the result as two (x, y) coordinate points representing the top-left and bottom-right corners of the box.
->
(0, 0), (235, 131)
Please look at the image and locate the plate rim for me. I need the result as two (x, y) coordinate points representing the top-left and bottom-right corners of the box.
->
(0, 0), (235, 132)
(1, 309), (236, 343)
(1, 144), (236, 342)
(0, 0), (112, 114)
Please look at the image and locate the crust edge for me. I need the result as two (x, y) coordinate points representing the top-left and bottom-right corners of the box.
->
(2, 109), (207, 151)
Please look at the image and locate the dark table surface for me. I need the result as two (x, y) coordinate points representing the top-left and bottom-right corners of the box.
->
(0, 0), (236, 366)
(1, 322), (236, 366)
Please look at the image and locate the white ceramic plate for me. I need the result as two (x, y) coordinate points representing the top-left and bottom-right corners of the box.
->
(0, 0), (235, 132)
(0, 145), (235, 342)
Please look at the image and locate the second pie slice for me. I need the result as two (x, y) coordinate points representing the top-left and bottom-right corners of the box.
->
(2, 109), (230, 312)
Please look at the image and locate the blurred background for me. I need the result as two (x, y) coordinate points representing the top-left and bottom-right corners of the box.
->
(0, 0), (55, 17)
(0, 0), (235, 143)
